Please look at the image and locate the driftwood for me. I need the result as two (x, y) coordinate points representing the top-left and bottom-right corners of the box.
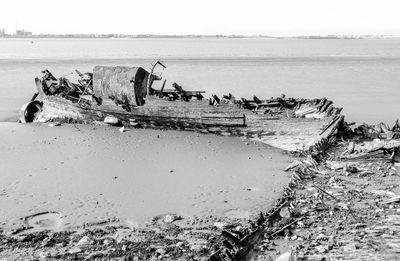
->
(32, 96), (247, 129)
(313, 185), (339, 201)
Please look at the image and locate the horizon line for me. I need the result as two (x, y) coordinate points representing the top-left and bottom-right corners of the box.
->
(1, 33), (400, 39)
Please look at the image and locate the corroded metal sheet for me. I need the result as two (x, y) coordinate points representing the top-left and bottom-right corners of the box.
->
(93, 66), (149, 106)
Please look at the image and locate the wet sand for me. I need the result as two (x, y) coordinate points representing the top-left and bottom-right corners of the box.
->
(0, 123), (291, 232)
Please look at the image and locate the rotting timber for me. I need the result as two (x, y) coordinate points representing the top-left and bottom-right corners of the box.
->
(20, 63), (344, 154)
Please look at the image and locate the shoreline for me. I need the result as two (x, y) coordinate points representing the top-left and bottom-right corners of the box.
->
(1, 35), (399, 40)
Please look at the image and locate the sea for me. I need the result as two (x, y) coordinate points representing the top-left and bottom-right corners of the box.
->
(0, 38), (399, 124)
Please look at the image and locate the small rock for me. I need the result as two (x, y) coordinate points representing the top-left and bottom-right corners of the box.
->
(276, 252), (291, 261)
(68, 247), (82, 254)
(104, 116), (121, 126)
(346, 164), (358, 173)
(296, 221), (305, 228)
(190, 244), (205, 252)
(76, 235), (91, 246)
(118, 126), (126, 133)
(38, 251), (49, 259)
(163, 214), (182, 223)
(176, 242), (184, 248)
(214, 222), (228, 229)
(208, 127), (221, 133)
(156, 248), (167, 255)
(337, 202), (349, 210)
(315, 245), (328, 253)
(130, 121), (140, 127)
(48, 122), (61, 127)
(347, 142), (355, 153)
(279, 207), (291, 218)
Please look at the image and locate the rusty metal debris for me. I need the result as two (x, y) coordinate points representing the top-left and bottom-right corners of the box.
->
(38, 69), (101, 106)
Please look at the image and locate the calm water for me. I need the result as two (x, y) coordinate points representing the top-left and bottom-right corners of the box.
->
(0, 38), (399, 123)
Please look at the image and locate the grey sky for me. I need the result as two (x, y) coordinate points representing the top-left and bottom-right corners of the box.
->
(1, 0), (400, 36)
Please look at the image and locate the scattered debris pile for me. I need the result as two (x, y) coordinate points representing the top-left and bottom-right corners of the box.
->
(246, 119), (400, 260)
(203, 114), (400, 260)
(353, 120), (400, 140)
(0, 215), (221, 260)
(39, 69), (101, 106)
(341, 139), (400, 163)
(334, 120), (400, 163)
(206, 156), (319, 261)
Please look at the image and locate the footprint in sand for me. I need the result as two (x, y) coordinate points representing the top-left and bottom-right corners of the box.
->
(23, 212), (63, 232)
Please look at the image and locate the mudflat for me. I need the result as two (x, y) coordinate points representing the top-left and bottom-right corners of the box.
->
(0, 123), (291, 232)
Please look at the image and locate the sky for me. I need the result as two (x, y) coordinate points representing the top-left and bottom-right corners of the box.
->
(1, 0), (400, 36)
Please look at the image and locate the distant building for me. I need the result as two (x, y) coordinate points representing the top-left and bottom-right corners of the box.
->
(0, 29), (5, 37)
(15, 29), (32, 36)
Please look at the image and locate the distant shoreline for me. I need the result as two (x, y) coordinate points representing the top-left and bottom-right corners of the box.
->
(1, 34), (400, 40)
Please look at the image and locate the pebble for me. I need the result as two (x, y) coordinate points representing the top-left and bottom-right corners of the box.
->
(48, 122), (61, 127)
(279, 207), (291, 218)
(76, 235), (91, 246)
(163, 214), (182, 223)
(208, 127), (221, 133)
(104, 116), (120, 125)
(68, 247), (82, 254)
(38, 251), (49, 259)
(315, 245), (328, 253)
(190, 244), (205, 252)
(214, 222), (227, 229)
(276, 252), (291, 261)
(156, 248), (166, 255)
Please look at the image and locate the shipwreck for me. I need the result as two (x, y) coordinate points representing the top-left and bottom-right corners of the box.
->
(19, 61), (347, 154)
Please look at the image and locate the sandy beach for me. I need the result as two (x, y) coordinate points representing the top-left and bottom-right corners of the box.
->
(0, 122), (290, 234)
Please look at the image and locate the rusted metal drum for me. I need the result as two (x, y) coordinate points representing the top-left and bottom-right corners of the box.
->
(19, 100), (43, 123)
